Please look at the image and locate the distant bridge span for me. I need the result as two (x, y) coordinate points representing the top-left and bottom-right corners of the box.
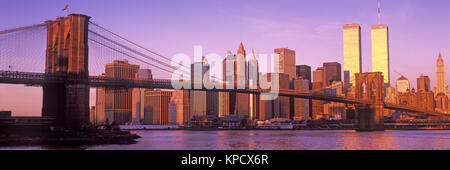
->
(1, 70), (448, 118)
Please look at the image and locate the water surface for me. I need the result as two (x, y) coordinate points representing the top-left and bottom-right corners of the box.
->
(1, 130), (449, 150)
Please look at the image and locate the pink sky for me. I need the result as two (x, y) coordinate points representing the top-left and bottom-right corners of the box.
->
(0, 0), (449, 116)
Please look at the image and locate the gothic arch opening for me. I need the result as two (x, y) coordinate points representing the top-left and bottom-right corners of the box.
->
(361, 82), (367, 99)
(370, 80), (377, 100)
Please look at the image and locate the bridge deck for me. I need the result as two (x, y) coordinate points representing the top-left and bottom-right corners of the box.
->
(1, 70), (448, 117)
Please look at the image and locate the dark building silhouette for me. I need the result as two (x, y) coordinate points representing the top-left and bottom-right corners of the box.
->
(323, 62), (342, 86)
(417, 74), (430, 92)
(344, 70), (350, 85)
(296, 65), (311, 89)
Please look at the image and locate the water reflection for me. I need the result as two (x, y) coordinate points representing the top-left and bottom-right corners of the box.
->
(0, 130), (449, 150)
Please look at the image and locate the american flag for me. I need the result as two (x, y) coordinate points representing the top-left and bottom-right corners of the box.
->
(62, 4), (69, 11)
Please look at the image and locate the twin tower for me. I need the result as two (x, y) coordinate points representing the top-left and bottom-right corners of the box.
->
(343, 24), (390, 87)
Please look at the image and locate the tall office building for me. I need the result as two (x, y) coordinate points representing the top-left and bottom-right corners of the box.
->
(296, 65), (311, 88)
(434, 53), (449, 96)
(235, 43), (250, 118)
(296, 65), (312, 118)
(311, 82), (324, 119)
(343, 24), (362, 86)
(395, 76), (410, 94)
(344, 71), (350, 85)
(95, 74), (106, 124)
(167, 90), (190, 126)
(248, 49), (260, 120)
(190, 58), (210, 118)
(371, 24), (390, 85)
(206, 91), (218, 117)
(417, 74), (431, 92)
(323, 62), (342, 86)
(144, 90), (173, 125)
(222, 53), (237, 116)
(311, 67), (325, 119)
(103, 60), (139, 124)
(218, 92), (230, 117)
(292, 77), (310, 120)
(259, 73), (290, 119)
(274, 48), (296, 80)
(313, 67), (325, 84)
(132, 69), (152, 125)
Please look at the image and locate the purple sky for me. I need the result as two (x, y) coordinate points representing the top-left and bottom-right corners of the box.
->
(1, 0), (450, 116)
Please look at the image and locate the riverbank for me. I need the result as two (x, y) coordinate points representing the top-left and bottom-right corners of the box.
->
(3, 130), (448, 150)
(118, 127), (450, 131)
(0, 131), (140, 147)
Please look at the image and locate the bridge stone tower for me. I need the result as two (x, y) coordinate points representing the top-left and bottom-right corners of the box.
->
(354, 72), (385, 131)
(42, 14), (90, 131)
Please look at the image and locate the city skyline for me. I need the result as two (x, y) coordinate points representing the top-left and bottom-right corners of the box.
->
(1, 0), (450, 116)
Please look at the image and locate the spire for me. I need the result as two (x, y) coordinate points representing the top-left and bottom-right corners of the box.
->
(237, 42), (246, 57)
(377, 0), (381, 25)
(249, 48), (257, 61)
(438, 52), (444, 63)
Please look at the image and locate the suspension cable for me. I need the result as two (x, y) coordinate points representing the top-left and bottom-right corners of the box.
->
(88, 21), (222, 81)
(88, 38), (184, 77)
(89, 30), (187, 74)
(0, 23), (46, 35)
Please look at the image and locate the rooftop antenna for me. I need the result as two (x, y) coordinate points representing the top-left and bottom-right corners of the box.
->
(377, 0), (381, 25)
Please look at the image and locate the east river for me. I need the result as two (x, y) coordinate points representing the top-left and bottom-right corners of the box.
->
(1, 130), (450, 150)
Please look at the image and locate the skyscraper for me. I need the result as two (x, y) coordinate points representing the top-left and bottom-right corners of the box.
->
(248, 49), (260, 120)
(167, 90), (190, 126)
(295, 65), (312, 118)
(222, 53), (237, 116)
(371, 24), (390, 85)
(292, 77), (310, 120)
(274, 48), (296, 80)
(235, 42), (250, 118)
(132, 69), (152, 125)
(344, 71), (350, 85)
(144, 90), (173, 125)
(417, 74), (430, 92)
(311, 82), (324, 119)
(296, 65), (311, 88)
(103, 60), (139, 124)
(343, 24), (362, 86)
(323, 62), (342, 86)
(190, 58), (210, 118)
(313, 67), (325, 84)
(95, 75), (106, 124)
(395, 76), (410, 94)
(259, 73), (290, 119)
(312, 67), (325, 119)
(218, 92), (230, 117)
(434, 53), (449, 96)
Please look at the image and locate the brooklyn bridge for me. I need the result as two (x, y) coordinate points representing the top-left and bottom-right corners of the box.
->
(0, 14), (448, 132)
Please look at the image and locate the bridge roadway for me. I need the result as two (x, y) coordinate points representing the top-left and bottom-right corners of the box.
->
(0, 70), (448, 117)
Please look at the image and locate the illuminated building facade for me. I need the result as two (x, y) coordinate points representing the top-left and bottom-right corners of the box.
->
(343, 24), (362, 86)
(371, 24), (390, 85)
